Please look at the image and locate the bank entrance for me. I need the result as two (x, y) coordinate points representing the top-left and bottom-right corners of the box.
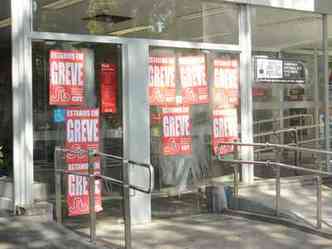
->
(3, 0), (332, 248)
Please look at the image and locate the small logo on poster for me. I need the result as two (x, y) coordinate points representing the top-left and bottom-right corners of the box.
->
(53, 108), (66, 123)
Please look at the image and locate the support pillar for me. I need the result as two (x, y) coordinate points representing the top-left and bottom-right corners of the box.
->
(239, 5), (254, 183)
(323, 14), (330, 171)
(11, 0), (34, 209)
(124, 41), (151, 224)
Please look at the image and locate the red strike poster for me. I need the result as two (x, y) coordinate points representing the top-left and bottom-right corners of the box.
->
(162, 106), (192, 156)
(49, 50), (84, 106)
(67, 161), (103, 217)
(252, 87), (266, 97)
(213, 58), (239, 108)
(100, 63), (117, 113)
(65, 108), (102, 216)
(149, 56), (176, 106)
(65, 108), (100, 163)
(179, 56), (208, 105)
(212, 108), (239, 156)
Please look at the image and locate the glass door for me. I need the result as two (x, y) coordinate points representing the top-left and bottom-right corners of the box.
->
(32, 40), (126, 247)
(149, 46), (241, 217)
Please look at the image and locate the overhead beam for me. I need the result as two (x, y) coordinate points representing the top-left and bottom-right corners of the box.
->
(222, 0), (332, 14)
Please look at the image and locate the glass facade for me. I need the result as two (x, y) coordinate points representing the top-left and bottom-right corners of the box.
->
(33, 0), (238, 44)
(28, 2), (332, 211)
(4, 2), (332, 245)
(252, 7), (324, 176)
(32, 41), (123, 195)
(149, 47), (240, 216)
(0, 0), (12, 178)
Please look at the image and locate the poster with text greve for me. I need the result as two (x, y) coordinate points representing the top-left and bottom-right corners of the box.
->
(65, 108), (99, 164)
(162, 106), (192, 156)
(49, 50), (85, 106)
(100, 63), (117, 113)
(149, 56), (176, 106)
(179, 55), (208, 105)
(212, 108), (239, 156)
(213, 58), (239, 108)
(65, 108), (102, 216)
(66, 161), (103, 216)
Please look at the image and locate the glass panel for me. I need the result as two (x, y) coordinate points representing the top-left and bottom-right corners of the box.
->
(0, 0), (12, 179)
(149, 47), (240, 217)
(250, 7), (323, 217)
(252, 7), (323, 171)
(32, 40), (125, 246)
(33, 0), (238, 44)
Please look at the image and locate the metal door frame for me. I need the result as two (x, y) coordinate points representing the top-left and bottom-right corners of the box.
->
(12, 1), (254, 212)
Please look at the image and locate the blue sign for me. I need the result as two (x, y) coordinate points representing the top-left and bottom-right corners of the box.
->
(53, 108), (66, 123)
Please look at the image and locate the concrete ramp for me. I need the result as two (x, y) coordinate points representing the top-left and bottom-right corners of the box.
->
(233, 175), (332, 231)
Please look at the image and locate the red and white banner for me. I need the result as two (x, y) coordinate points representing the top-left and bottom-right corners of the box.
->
(252, 86), (266, 97)
(67, 161), (103, 217)
(49, 50), (84, 106)
(149, 56), (176, 106)
(100, 63), (117, 113)
(65, 108), (99, 164)
(162, 106), (192, 156)
(212, 108), (239, 156)
(179, 56), (208, 105)
(65, 108), (102, 216)
(213, 58), (239, 108)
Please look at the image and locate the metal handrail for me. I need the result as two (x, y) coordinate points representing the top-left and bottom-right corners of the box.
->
(254, 127), (296, 138)
(254, 114), (313, 125)
(55, 147), (154, 194)
(217, 157), (325, 229)
(297, 136), (332, 145)
(95, 150), (154, 194)
(218, 158), (332, 176)
(254, 123), (323, 138)
(219, 141), (332, 156)
(54, 147), (154, 249)
(217, 141), (329, 229)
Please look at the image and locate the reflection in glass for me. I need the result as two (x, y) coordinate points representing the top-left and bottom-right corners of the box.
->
(34, 0), (238, 44)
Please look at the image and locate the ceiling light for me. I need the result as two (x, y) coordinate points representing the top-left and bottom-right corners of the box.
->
(0, 18), (11, 29)
(82, 14), (132, 24)
(109, 26), (153, 36)
(42, 0), (84, 10)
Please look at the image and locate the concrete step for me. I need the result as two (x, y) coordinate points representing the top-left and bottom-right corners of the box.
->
(0, 196), (12, 210)
(0, 179), (49, 212)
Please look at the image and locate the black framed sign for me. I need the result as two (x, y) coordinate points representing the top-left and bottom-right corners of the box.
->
(255, 57), (305, 84)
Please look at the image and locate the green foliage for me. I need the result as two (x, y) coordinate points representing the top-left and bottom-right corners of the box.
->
(0, 145), (9, 171)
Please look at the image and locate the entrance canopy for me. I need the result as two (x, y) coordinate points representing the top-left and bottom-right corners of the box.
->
(223, 0), (332, 14)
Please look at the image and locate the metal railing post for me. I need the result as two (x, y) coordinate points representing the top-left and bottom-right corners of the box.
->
(123, 160), (132, 249)
(316, 176), (322, 229)
(52, 147), (154, 248)
(233, 165), (239, 209)
(275, 165), (281, 216)
(234, 145), (240, 209)
(88, 149), (96, 243)
(54, 148), (62, 224)
(294, 129), (299, 166)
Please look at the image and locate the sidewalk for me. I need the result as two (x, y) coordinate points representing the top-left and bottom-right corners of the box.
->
(0, 216), (106, 249)
(0, 212), (331, 249)
(70, 213), (332, 249)
(1, 176), (332, 249)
